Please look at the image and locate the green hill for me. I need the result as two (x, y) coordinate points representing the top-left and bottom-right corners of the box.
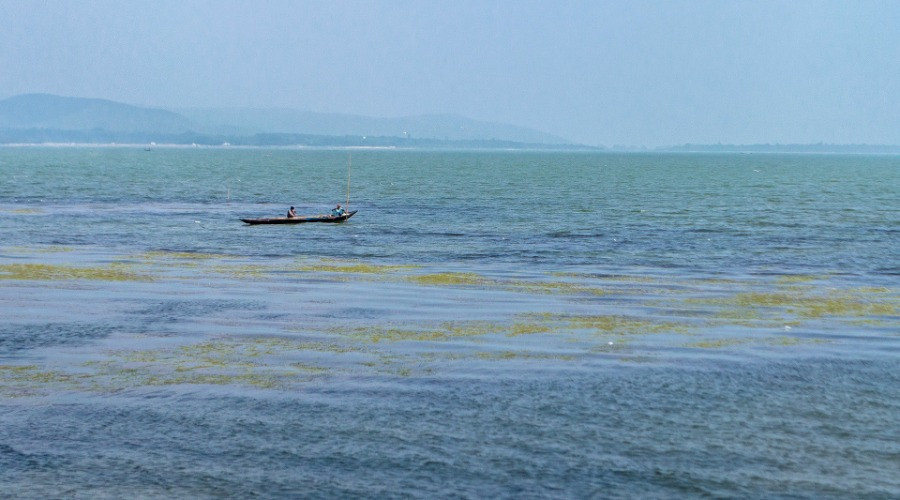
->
(0, 94), (193, 134)
(0, 94), (581, 148)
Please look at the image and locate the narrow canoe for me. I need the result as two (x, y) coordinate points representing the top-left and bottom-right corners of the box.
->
(241, 210), (357, 225)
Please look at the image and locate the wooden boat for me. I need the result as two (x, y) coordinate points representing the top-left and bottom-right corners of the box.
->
(241, 210), (357, 225)
(244, 156), (358, 226)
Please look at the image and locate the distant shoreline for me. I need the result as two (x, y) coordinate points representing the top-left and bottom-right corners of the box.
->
(0, 131), (597, 152)
(2, 142), (899, 155)
(0, 141), (596, 152)
(655, 144), (900, 154)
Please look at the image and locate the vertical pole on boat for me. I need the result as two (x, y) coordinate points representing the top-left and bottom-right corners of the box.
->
(346, 153), (351, 210)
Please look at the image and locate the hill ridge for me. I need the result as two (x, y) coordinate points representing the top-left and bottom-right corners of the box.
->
(0, 94), (571, 146)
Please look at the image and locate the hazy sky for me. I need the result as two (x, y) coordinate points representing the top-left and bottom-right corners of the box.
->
(1, 0), (898, 146)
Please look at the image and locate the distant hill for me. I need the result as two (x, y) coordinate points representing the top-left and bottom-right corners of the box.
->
(178, 108), (570, 145)
(0, 94), (574, 147)
(0, 94), (193, 134)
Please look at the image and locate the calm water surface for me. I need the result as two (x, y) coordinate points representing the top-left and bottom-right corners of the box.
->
(0, 147), (898, 498)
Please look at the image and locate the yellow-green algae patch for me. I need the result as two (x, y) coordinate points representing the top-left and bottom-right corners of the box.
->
(0, 263), (153, 282)
(136, 251), (230, 261)
(339, 321), (507, 343)
(208, 263), (272, 279)
(0, 364), (39, 373)
(559, 314), (690, 336)
(408, 272), (494, 287)
(292, 341), (368, 354)
(129, 255), (270, 279)
(507, 322), (554, 336)
(339, 317), (573, 344)
(290, 363), (329, 374)
(504, 280), (608, 296)
(294, 262), (420, 274)
(475, 351), (576, 361)
(5, 245), (74, 254)
(686, 335), (829, 349)
(686, 287), (898, 322)
(0, 364), (91, 389)
(693, 278), (742, 285)
(408, 272), (609, 296)
(794, 294), (897, 318)
(552, 272), (658, 284)
(775, 274), (829, 285)
(128, 251), (235, 275)
(512, 312), (692, 338)
(590, 341), (629, 353)
(687, 338), (754, 349)
(1, 336), (360, 394)
(420, 350), (576, 362)
(730, 292), (799, 308)
(848, 287), (892, 294)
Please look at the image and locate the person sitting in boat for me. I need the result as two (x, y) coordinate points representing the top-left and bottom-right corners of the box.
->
(287, 206), (297, 218)
(331, 204), (345, 217)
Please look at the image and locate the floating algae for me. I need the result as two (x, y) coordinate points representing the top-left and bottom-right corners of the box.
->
(504, 279), (608, 296)
(685, 286), (898, 323)
(507, 322), (554, 336)
(4, 245), (74, 254)
(775, 274), (830, 285)
(408, 272), (494, 287)
(558, 314), (690, 336)
(551, 272), (657, 283)
(341, 327), (446, 343)
(847, 287), (892, 295)
(332, 314), (676, 353)
(0, 364), (91, 395)
(793, 293), (897, 319)
(208, 263), (271, 279)
(693, 277), (742, 285)
(128, 251), (248, 278)
(687, 338), (755, 349)
(548, 274), (709, 297)
(294, 261), (419, 274)
(475, 351), (576, 361)
(509, 312), (691, 339)
(2, 336), (352, 395)
(207, 260), (418, 281)
(338, 321), (506, 343)
(0, 312), (726, 396)
(136, 251), (230, 261)
(408, 272), (609, 296)
(289, 341), (367, 354)
(290, 363), (329, 374)
(442, 321), (506, 338)
(590, 341), (629, 353)
(686, 335), (829, 349)
(731, 292), (799, 308)
(0, 263), (153, 282)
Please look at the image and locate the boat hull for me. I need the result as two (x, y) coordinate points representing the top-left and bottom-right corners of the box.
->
(241, 210), (357, 225)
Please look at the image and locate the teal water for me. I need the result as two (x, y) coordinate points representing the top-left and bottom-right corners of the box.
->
(1, 147), (898, 497)
(2, 149), (897, 274)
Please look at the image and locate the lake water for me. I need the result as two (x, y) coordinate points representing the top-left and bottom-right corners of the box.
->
(1, 147), (898, 498)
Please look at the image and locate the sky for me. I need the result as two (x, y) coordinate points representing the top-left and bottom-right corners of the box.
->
(1, 0), (898, 147)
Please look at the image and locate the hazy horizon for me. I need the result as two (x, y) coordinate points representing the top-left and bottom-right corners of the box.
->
(1, 0), (898, 147)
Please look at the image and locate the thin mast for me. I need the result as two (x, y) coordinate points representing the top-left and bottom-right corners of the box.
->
(346, 153), (351, 209)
